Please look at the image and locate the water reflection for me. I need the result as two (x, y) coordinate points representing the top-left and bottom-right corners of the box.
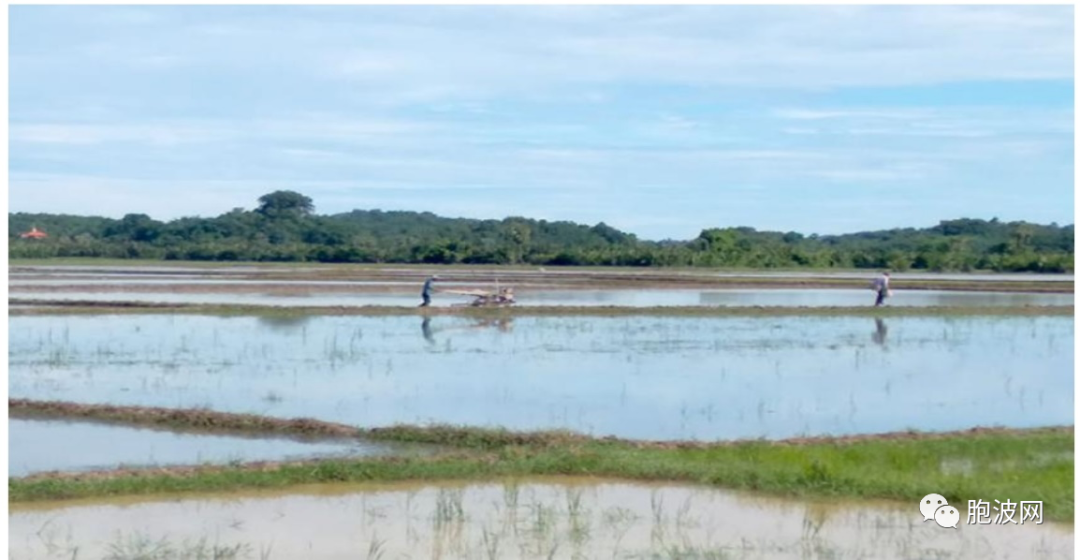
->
(9, 315), (1071, 441)
(10, 478), (1073, 560)
(257, 315), (312, 333)
(421, 316), (435, 345)
(872, 318), (888, 346)
(421, 316), (515, 344)
(473, 317), (514, 333)
(9, 418), (415, 477)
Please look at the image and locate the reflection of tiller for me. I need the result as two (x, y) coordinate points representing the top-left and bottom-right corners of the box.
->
(421, 316), (514, 343)
(443, 286), (517, 307)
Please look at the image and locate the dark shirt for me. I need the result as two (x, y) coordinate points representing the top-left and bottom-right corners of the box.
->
(422, 278), (434, 297)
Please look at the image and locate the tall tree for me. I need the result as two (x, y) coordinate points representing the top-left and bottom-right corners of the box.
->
(256, 191), (315, 219)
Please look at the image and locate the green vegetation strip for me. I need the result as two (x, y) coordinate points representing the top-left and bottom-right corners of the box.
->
(9, 299), (1074, 318)
(10, 201), (1075, 273)
(9, 400), (1073, 522)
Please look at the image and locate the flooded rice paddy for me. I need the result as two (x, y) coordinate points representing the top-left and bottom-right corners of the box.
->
(10, 264), (1073, 308)
(8, 286), (1073, 308)
(9, 477), (1072, 559)
(9, 418), (418, 477)
(8, 265), (1073, 559)
(9, 313), (1071, 441)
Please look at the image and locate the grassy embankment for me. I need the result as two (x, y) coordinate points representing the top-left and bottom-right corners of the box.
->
(10, 400), (1073, 522)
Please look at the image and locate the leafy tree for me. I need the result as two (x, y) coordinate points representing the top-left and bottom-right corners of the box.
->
(256, 190), (315, 219)
(104, 213), (163, 242)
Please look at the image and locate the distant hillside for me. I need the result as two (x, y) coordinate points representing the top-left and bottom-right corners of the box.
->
(9, 190), (1074, 272)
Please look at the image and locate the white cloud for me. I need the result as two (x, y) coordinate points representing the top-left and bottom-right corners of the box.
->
(254, 117), (437, 141)
(844, 127), (993, 139)
(91, 8), (168, 26)
(10, 117), (440, 146)
(773, 109), (929, 121)
(771, 106), (1071, 140)
(10, 123), (232, 145)
(810, 169), (921, 183)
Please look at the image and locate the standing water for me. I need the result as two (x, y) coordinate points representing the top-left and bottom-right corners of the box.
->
(9, 313), (1072, 441)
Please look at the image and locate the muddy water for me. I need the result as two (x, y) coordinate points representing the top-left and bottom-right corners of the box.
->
(9, 418), (418, 477)
(9, 314), (1072, 441)
(8, 287), (1074, 308)
(8, 477), (1072, 559)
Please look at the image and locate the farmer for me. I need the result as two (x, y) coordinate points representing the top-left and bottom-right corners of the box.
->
(871, 271), (891, 307)
(419, 275), (440, 307)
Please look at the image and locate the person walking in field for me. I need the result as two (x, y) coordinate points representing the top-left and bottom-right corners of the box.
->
(871, 271), (891, 307)
(420, 275), (440, 307)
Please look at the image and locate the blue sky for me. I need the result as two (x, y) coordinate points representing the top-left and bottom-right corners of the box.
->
(8, 5), (1075, 240)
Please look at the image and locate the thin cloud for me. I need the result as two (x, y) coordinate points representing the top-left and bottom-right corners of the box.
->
(10, 123), (234, 145)
(11, 117), (440, 146)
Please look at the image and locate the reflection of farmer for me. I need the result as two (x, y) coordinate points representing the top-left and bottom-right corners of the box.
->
(871, 272), (891, 307)
(872, 317), (888, 346)
(421, 316), (435, 344)
(420, 275), (440, 307)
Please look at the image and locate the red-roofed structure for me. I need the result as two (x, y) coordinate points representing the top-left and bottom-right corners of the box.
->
(20, 226), (48, 239)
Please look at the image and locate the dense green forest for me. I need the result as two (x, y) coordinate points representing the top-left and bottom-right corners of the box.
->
(9, 190), (1074, 272)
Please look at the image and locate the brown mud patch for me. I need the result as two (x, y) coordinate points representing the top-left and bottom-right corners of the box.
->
(12, 398), (1071, 457)
(10, 399), (363, 440)
(12, 451), (485, 485)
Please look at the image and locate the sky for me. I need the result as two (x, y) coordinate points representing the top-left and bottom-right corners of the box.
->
(8, 5), (1075, 240)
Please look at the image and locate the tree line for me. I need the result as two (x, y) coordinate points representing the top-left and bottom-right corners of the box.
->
(9, 190), (1074, 272)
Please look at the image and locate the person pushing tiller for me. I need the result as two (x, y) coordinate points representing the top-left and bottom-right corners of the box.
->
(420, 275), (440, 307)
(871, 271), (891, 307)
